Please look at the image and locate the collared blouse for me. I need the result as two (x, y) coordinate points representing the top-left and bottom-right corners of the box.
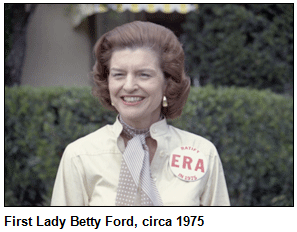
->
(51, 116), (230, 206)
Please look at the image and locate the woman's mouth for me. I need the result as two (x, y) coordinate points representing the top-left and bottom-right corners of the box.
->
(121, 96), (145, 105)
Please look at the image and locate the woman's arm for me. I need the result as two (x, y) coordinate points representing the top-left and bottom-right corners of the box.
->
(51, 146), (88, 206)
(200, 148), (230, 206)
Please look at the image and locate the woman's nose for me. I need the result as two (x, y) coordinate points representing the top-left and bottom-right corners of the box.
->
(123, 75), (138, 92)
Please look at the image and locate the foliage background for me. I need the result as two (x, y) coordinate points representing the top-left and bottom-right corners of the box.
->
(182, 4), (293, 94)
(5, 86), (293, 206)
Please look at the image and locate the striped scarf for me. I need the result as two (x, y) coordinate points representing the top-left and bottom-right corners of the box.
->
(115, 115), (163, 206)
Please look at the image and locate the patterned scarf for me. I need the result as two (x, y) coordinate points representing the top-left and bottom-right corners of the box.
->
(115, 115), (163, 206)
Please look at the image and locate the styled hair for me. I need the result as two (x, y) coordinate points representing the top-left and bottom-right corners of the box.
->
(92, 21), (190, 119)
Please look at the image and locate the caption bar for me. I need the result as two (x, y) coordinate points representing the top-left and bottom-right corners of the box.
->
(4, 215), (204, 229)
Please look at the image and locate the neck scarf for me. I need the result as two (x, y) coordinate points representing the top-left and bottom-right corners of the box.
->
(115, 115), (163, 206)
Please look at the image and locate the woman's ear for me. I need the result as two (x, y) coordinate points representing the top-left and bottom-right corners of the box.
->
(163, 76), (168, 94)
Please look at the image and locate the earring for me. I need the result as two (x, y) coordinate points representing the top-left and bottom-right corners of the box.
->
(111, 102), (114, 106)
(162, 96), (168, 107)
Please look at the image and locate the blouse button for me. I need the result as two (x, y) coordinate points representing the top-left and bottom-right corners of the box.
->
(152, 128), (157, 133)
(160, 151), (165, 157)
(153, 177), (157, 182)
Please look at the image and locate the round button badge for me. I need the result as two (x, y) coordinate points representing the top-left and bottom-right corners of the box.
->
(169, 146), (208, 182)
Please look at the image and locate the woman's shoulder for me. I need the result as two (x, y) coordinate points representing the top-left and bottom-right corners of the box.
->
(168, 125), (217, 153)
(64, 124), (118, 155)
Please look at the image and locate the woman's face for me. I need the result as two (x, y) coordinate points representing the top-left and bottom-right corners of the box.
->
(108, 48), (166, 129)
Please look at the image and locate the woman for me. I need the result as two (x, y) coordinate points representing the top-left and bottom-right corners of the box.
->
(51, 21), (230, 206)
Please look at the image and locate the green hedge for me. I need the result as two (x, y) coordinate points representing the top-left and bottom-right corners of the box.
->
(5, 85), (293, 206)
(5, 86), (116, 206)
(173, 85), (293, 206)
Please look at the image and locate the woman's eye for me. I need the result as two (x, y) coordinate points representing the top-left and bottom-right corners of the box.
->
(112, 73), (124, 77)
(140, 73), (151, 78)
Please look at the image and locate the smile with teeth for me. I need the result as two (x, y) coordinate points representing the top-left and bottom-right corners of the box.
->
(122, 97), (144, 103)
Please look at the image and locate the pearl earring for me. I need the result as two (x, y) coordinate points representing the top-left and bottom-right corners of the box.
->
(162, 96), (168, 107)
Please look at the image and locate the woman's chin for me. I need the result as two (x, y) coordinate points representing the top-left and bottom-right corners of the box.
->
(120, 113), (143, 123)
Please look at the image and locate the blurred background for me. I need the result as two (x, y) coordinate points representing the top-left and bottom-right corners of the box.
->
(5, 4), (293, 206)
(5, 4), (198, 87)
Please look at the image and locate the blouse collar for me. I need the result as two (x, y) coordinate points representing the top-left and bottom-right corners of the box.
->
(113, 115), (169, 139)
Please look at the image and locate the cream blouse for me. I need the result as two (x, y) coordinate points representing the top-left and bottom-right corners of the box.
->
(51, 116), (230, 206)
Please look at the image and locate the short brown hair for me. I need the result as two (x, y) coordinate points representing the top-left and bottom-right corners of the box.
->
(92, 21), (190, 119)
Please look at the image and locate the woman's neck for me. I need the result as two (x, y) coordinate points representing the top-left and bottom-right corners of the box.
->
(119, 114), (162, 130)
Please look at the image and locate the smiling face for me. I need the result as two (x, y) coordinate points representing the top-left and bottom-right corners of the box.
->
(108, 48), (166, 129)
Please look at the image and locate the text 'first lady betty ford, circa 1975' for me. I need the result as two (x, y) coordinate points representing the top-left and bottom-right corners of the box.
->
(51, 21), (230, 206)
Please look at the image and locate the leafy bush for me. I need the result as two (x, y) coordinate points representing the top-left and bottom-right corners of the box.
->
(5, 85), (293, 206)
(172, 85), (293, 206)
(5, 86), (116, 206)
(182, 4), (293, 94)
